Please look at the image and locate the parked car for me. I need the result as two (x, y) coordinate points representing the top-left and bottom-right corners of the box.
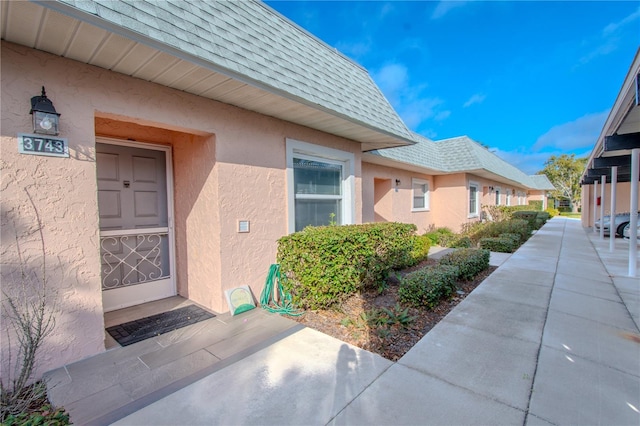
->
(594, 212), (639, 237)
(622, 222), (640, 241)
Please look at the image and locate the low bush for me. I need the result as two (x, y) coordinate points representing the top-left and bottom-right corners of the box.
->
(537, 211), (551, 223)
(398, 265), (459, 309)
(411, 234), (431, 264)
(424, 227), (455, 247)
(490, 219), (531, 242)
(512, 211), (539, 229)
(463, 218), (530, 246)
(480, 237), (515, 253)
(439, 248), (490, 281)
(545, 207), (559, 217)
(277, 222), (417, 309)
(499, 233), (521, 246)
(528, 200), (543, 211)
(449, 236), (472, 248)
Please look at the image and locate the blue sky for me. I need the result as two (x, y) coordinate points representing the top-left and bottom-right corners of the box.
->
(265, 1), (639, 174)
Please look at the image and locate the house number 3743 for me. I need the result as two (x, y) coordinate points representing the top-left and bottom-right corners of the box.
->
(18, 133), (69, 158)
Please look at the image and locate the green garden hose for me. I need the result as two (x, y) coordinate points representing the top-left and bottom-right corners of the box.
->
(260, 264), (303, 316)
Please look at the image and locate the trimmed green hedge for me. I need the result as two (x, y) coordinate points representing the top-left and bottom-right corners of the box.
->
(528, 200), (543, 211)
(545, 207), (559, 217)
(480, 237), (515, 253)
(499, 233), (521, 245)
(411, 234), (431, 264)
(398, 265), (459, 309)
(277, 222), (418, 309)
(512, 211), (539, 229)
(424, 227), (455, 247)
(439, 248), (490, 281)
(464, 218), (531, 245)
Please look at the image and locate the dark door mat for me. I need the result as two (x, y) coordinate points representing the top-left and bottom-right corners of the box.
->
(106, 305), (215, 346)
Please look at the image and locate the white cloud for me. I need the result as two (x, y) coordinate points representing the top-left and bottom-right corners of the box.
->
(533, 110), (609, 151)
(430, 1), (469, 20)
(372, 63), (451, 129)
(434, 110), (451, 122)
(373, 63), (409, 100)
(463, 93), (486, 108)
(578, 8), (640, 65)
(336, 40), (372, 59)
(603, 8), (640, 36)
(493, 148), (557, 175)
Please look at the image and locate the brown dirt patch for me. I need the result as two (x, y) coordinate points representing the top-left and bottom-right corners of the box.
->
(286, 261), (496, 361)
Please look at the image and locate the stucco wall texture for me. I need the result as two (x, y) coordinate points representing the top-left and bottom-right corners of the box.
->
(1, 41), (364, 373)
(362, 162), (434, 232)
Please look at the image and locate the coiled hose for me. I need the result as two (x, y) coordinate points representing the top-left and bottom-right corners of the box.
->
(260, 264), (303, 316)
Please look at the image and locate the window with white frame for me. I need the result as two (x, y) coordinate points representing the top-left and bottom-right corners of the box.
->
(495, 188), (501, 205)
(411, 178), (429, 211)
(506, 189), (511, 206)
(469, 182), (479, 217)
(286, 139), (354, 233)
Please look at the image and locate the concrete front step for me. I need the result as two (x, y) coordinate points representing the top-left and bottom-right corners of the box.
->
(44, 308), (301, 425)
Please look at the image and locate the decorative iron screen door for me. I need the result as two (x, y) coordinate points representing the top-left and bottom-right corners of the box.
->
(96, 141), (175, 312)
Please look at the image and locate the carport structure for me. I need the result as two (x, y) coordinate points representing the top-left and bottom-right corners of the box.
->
(581, 48), (639, 277)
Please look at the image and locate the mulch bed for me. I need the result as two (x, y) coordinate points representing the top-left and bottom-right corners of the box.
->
(286, 261), (496, 361)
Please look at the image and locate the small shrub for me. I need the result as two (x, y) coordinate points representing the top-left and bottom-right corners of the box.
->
(489, 219), (531, 242)
(537, 211), (551, 223)
(512, 211), (538, 228)
(484, 205), (518, 222)
(277, 222), (417, 309)
(439, 248), (490, 281)
(410, 234), (431, 264)
(398, 265), (459, 309)
(528, 200), (543, 211)
(424, 227), (454, 247)
(545, 207), (559, 217)
(449, 236), (472, 248)
(2, 403), (69, 426)
(499, 233), (521, 246)
(480, 237), (515, 253)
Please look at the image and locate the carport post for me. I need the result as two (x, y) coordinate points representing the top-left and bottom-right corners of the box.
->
(609, 166), (617, 252)
(629, 148), (639, 277)
(600, 175), (606, 240)
(593, 180), (598, 234)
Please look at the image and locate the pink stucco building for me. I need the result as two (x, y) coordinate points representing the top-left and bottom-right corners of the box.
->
(1, 1), (552, 377)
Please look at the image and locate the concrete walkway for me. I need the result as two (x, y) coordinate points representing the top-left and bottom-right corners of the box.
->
(51, 217), (640, 425)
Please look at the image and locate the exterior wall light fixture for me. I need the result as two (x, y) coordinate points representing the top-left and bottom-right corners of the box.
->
(395, 179), (401, 186)
(30, 86), (60, 135)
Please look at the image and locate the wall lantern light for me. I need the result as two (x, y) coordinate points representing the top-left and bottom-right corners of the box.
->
(488, 186), (495, 192)
(30, 86), (60, 135)
(395, 179), (401, 186)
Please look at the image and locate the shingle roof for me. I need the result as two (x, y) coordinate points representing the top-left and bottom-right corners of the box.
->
(369, 134), (555, 190)
(368, 133), (443, 171)
(56, 0), (413, 142)
(529, 174), (556, 191)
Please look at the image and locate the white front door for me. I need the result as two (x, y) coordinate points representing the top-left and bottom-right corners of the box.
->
(96, 139), (176, 312)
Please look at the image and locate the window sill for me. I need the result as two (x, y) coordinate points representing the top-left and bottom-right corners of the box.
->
(412, 208), (430, 213)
